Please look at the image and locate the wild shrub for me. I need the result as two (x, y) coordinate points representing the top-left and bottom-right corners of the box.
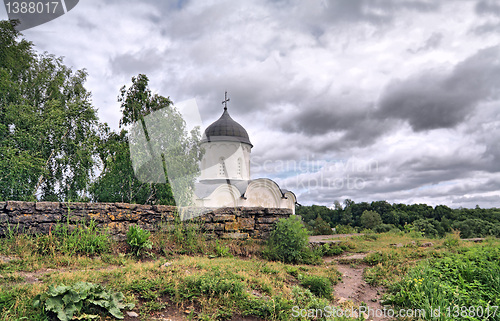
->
(291, 286), (331, 310)
(363, 263), (386, 286)
(335, 224), (358, 234)
(126, 225), (152, 256)
(373, 223), (395, 233)
(213, 240), (233, 258)
(299, 275), (333, 299)
(319, 242), (348, 256)
(363, 251), (388, 265)
(263, 216), (318, 264)
(309, 217), (333, 235)
(442, 230), (461, 250)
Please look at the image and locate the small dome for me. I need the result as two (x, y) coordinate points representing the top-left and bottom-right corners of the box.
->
(202, 109), (252, 146)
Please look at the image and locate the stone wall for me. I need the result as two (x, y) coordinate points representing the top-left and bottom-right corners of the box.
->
(0, 201), (292, 240)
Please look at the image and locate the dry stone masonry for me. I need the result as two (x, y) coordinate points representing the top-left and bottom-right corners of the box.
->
(0, 201), (292, 240)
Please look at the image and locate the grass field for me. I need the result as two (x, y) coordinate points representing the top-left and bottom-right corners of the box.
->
(0, 222), (499, 321)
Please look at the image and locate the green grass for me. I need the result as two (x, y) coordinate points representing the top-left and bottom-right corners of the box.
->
(383, 245), (500, 321)
(0, 224), (498, 321)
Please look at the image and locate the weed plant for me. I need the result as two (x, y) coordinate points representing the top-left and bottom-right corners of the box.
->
(126, 225), (152, 257)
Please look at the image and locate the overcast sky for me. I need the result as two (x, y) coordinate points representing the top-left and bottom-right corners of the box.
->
(3, 0), (500, 208)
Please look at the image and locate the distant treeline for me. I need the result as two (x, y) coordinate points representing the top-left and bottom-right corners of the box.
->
(296, 200), (500, 238)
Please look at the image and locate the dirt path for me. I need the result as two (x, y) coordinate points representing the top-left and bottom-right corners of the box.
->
(325, 253), (389, 321)
(309, 234), (363, 243)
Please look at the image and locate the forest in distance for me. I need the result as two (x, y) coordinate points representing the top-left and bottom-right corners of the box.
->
(297, 200), (500, 239)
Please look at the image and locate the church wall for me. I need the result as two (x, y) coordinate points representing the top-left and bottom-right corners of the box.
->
(200, 141), (251, 180)
(0, 201), (292, 240)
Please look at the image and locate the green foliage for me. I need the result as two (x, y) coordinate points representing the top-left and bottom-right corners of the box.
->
(263, 216), (319, 264)
(299, 275), (333, 299)
(309, 217), (333, 235)
(298, 200), (500, 239)
(89, 128), (176, 205)
(373, 223), (395, 233)
(169, 215), (204, 254)
(452, 218), (500, 238)
(442, 231), (461, 250)
(36, 220), (111, 256)
(363, 251), (389, 266)
(180, 271), (245, 299)
(335, 224), (358, 234)
(0, 21), (100, 202)
(126, 225), (152, 256)
(33, 282), (134, 321)
(412, 218), (443, 237)
(91, 74), (203, 206)
(384, 246), (500, 320)
(213, 240), (233, 258)
(1, 21), (203, 205)
(318, 242), (350, 256)
(360, 210), (382, 229)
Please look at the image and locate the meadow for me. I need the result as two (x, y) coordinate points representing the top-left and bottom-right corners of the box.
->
(0, 217), (499, 321)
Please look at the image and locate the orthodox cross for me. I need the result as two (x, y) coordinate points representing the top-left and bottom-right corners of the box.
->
(222, 91), (230, 110)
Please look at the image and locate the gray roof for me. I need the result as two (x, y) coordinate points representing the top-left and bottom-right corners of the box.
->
(195, 179), (249, 199)
(194, 178), (295, 200)
(201, 109), (252, 146)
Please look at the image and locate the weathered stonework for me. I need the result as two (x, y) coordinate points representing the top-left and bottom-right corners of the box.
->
(0, 202), (292, 240)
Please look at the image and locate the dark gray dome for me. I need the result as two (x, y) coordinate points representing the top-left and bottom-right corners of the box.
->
(201, 109), (252, 146)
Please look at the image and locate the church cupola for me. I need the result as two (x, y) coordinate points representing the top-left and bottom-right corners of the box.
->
(199, 92), (252, 182)
(201, 92), (252, 147)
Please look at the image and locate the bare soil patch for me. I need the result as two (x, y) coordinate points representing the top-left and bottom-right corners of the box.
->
(325, 253), (389, 321)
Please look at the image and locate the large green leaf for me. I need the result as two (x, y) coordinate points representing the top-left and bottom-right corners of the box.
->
(44, 296), (64, 312)
(34, 281), (134, 321)
(47, 285), (71, 296)
(62, 290), (81, 305)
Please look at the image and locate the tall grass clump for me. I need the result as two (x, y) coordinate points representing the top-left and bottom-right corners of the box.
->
(36, 220), (111, 256)
(126, 225), (152, 257)
(299, 275), (333, 299)
(263, 216), (319, 264)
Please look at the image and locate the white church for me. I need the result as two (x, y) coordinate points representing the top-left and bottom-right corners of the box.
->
(193, 93), (296, 213)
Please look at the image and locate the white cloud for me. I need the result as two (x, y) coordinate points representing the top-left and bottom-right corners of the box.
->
(2, 0), (500, 208)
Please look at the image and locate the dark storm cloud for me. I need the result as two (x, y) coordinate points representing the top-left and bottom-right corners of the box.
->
(377, 45), (500, 131)
(475, 0), (500, 16)
(472, 1), (500, 34)
(275, 96), (395, 150)
(323, 0), (392, 24)
(472, 22), (500, 34)
(102, 0), (189, 9)
(320, 0), (438, 25)
(452, 194), (500, 207)
(448, 178), (500, 195)
(281, 105), (362, 136)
